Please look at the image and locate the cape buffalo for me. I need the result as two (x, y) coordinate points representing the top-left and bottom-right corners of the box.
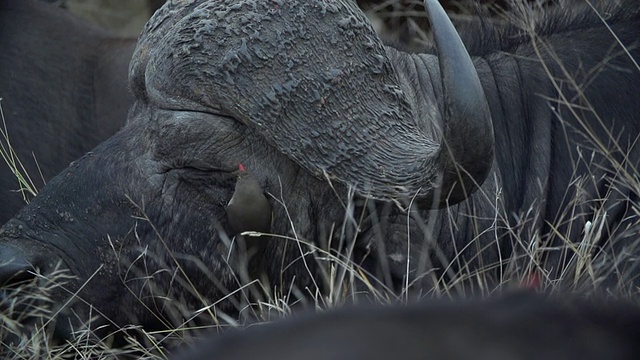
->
(0, 0), (136, 224)
(0, 0), (639, 346)
(172, 292), (640, 360)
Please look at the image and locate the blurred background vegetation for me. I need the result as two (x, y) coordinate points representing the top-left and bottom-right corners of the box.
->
(42, 0), (556, 39)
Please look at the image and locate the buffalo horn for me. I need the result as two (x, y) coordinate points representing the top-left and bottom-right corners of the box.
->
(422, 0), (494, 205)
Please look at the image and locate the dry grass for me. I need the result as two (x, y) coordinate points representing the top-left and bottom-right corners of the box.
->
(0, 99), (39, 204)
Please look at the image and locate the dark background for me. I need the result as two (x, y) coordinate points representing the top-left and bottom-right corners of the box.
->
(44, 0), (555, 39)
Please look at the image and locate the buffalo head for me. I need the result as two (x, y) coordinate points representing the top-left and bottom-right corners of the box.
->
(0, 0), (492, 341)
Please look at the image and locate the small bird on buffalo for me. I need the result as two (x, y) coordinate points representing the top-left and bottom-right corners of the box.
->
(226, 163), (272, 277)
(226, 163), (272, 235)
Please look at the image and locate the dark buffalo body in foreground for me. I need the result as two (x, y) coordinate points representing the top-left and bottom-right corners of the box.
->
(0, 0), (135, 223)
(0, 0), (639, 342)
(173, 293), (640, 360)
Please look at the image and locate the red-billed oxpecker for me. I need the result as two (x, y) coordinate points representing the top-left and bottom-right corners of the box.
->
(226, 163), (272, 277)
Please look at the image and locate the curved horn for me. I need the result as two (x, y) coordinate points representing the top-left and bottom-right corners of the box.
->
(423, 0), (494, 205)
(139, 0), (492, 205)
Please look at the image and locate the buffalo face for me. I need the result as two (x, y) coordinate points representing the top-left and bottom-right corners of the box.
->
(0, 0), (492, 341)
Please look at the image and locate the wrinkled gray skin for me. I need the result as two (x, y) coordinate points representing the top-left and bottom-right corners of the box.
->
(0, 0), (135, 224)
(173, 292), (640, 360)
(0, 0), (639, 341)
